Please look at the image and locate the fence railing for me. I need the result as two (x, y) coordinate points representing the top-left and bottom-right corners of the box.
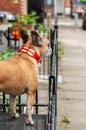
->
(46, 25), (58, 130)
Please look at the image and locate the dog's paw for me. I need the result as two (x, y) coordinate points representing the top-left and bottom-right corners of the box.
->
(9, 112), (19, 119)
(25, 115), (34, 126)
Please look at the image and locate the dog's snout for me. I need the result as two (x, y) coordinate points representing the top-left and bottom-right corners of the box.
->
(45, 47), (52, 57)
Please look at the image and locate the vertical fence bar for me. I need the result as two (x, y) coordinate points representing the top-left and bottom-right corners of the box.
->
(54, 25), (58, 117)
(50, 29), (54, 72)
(36, 90), (38, 114)
(48, 57), (50, 75)
(43, 57), (45, 77)
(49, 76), (55, 101)
(18, 96), (21, 113)
(47, 25), (58, 130)
(14, 38), (18, 51)
(7, 27), (11, 47)
(3, 93), (6, 112)
(54, 25), (58, 85)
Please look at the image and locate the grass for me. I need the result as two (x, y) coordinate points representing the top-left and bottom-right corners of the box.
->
(63, 125), (70, 130)
(62, 115), (70, 123)
(58, 41), (64, 58)
(62, 115), (70, 130)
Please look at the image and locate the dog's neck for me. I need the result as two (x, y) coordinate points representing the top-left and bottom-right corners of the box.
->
(19, 46), (41, 63)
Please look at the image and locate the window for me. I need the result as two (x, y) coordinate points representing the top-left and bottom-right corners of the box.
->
(44, 0), (53, 5)
(74, 0), (79, 5)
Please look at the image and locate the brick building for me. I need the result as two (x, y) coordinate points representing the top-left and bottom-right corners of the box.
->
(0, 0), (27, 16)
(65, 0), (86, 16)
(0, 0), (54, 23)
(0, 0), (86, 19)
(0, 0), (20, 14)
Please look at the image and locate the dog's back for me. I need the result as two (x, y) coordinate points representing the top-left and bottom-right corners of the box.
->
(0, 53), (38, 95)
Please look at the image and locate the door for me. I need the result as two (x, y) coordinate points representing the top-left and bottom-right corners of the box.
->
(28, 0), (44, 23)
(55, 0), (64, 14)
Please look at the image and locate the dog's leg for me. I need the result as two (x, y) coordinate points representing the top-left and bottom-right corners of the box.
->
(9, 95), (19, 118)
(25, 90), (36, 125)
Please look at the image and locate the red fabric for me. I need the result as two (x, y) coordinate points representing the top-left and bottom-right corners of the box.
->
(19, 46), (41, 63)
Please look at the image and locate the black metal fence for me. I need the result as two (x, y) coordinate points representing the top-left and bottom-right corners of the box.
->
(46, 25), (58, 130)
(0, 26), (58, 130)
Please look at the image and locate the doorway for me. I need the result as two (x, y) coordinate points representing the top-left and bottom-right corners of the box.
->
(27, 0), (44, 23)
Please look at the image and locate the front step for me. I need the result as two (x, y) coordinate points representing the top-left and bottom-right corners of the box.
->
(0, 112), (47, 130)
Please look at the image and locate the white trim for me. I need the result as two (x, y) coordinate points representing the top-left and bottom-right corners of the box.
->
(39, 75), (62, 83)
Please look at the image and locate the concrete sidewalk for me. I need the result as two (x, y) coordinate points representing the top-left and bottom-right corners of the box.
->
(51, 16), (83, 29)
(57, 25), (86, 130)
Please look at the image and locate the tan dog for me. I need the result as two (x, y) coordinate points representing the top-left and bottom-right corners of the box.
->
(0, 30), (51, 125)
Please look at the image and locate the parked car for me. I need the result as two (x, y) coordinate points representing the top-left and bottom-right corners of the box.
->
(0, 11), (17, 22)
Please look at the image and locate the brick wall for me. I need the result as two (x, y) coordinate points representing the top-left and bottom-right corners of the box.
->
(0, 0), (21, 15)
(64, 0), (73, 7)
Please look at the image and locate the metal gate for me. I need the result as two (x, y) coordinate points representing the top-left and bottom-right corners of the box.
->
(0, 25), (58, 130)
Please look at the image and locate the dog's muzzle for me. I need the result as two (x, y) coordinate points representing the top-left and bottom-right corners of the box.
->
(45, 46), (52, 57)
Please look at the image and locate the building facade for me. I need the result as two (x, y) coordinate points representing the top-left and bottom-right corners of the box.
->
(0, 0), (21, 14)
(0, 0), (63, 17)
(0, 0), (27, 16)
(65, 0), (86, 15)
(0, 0), (86, 19)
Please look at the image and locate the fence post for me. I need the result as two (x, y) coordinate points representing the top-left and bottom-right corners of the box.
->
(7, 27), (11, 47)
(54, 25), (58, 116)
(3, 93), (6, 112)
(18, 96), (21, 113)
(36, 90), (38, 114)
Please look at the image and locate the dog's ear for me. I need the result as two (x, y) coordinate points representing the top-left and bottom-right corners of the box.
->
(31, 31), (43, 46)
(20, 29), (28, 43)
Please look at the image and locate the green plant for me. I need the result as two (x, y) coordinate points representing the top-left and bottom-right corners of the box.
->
(0, 47), (15, 60)
(58, 41), (64, 58)
(23, 11), (39, 25)
(63, 125), (70, 130)
(62, 115), (70, 123)
(36, 23), (50, 34)
(0, 96), (19, 112)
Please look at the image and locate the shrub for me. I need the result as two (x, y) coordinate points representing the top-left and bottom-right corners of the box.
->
(0, 47), (15, 60)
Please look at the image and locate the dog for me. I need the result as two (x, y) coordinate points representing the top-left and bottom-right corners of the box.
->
(0, 30), (51, 125)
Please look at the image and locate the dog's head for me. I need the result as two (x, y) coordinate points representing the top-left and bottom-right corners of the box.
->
(20, 30), (52, 57)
